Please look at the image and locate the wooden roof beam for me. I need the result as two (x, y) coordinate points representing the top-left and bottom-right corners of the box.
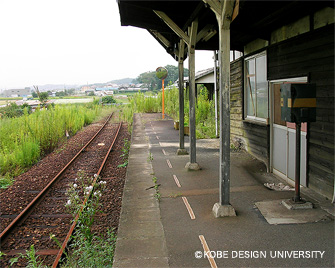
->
(148, 29), (171, 48)
(196, 24), (217, 43)
(182, 2), (205, 32)
(153, 10), (190, 46)
(189, 19), (198, 50)
(204, 0), (237, 22)
(147, 29), (181, 60)
(204, 0), (222, 16)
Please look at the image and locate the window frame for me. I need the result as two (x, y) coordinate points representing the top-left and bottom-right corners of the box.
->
(244, 51), (268, 123)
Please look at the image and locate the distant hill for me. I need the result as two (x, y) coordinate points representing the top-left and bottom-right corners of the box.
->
(108, 78), (134, 84)
(25, 78), (135, 92)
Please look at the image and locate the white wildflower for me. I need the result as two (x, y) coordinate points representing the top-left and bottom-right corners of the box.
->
(94, 174), (98, 178)
(93, 190), (102, 198)
(66, 200), (71, 206)
(73, 183), (77, 189)
(84, 185), (93, 195)
(99, 181), (107, 185)
(74, 178), (78, 182)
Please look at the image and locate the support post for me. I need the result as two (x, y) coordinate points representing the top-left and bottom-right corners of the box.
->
(206, 0), (236, 217)
(214, 50), (219, 137)
(282, 121), (312, 209)
(152, 10), (199, 169)
(177, 40), (188, 155)
(294, 122), (301, 202)
(185, 20), (200, 170)
(162, 79), (165, 119)
(218, 16), (231, 207)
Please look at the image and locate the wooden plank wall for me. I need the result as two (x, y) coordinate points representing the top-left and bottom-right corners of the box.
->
(268, 25), (334, 199)
(230, 59), (270, 169)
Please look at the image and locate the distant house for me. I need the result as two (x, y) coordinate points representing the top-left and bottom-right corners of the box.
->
(2, 88), (31, 98)
(107, 83), (118, 88)
(80, 86), (94, 93)
(95, 87), (118, 92)
(95, 87), (119, 96)
(15, 99), (55, 111)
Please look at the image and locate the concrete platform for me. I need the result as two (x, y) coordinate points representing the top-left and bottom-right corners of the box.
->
(113, 113), (334, 268)
(113, 114), (169, 268)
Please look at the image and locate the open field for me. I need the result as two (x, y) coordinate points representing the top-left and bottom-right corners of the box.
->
(0, 99), (18, 106)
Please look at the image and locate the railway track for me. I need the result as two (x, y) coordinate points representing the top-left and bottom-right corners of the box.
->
(0, 113), (126, 267)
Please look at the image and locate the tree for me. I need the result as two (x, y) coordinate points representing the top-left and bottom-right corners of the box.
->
(33, 85), (48, 107)
(101, 96), (116, 104)
(56, 91), (66, 97)
(135, 65), (189, 90)
(164, 65), (189, 86)
(39, 92), (49, 105)
(136, 71), (158, 90)
(32, 91), (38, 98)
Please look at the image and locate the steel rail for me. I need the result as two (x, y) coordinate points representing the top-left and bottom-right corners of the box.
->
(0, 112), (114, 244)
(52, 121), (122, 268)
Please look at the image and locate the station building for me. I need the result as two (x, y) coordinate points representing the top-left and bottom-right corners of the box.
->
(118, 1), (334, 202)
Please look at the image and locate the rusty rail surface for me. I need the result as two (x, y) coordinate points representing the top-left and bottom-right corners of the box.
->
(52, 121), (122, 267)
(0, 112), (114, 244)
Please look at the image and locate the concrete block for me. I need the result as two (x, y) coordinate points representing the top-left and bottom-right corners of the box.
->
(281, 199), (314, 210)
(185, 162), (201, 171)
(177, 148), (188, 155)
(212, 203), (237, 218)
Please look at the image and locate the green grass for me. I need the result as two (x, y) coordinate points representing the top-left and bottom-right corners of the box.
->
(119, 85), (216, 139)
(49, 96), (94, 99)
(0, 97), (22, 100)
(0, 174), (13, 189)
(59, 172), (117, 267)
(0, 104), (113, 186)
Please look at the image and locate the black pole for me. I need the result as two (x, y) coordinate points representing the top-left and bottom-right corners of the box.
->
(178, 52), (185, 149)
(294, 122), (301, 202)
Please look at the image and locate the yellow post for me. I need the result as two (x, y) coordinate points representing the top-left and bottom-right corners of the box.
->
(162, 79), (165, 119)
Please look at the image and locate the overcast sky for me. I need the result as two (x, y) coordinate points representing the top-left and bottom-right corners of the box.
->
(0, 0), (215, 90)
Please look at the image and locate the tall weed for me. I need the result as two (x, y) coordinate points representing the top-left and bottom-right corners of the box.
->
(120, 85), (216, 138)
(0, 104), (111, 181)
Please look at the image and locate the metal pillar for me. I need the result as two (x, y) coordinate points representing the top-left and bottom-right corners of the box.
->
(177, 40), (188, 155)
(162, 79), (165, 119)
(207, 0), (236, 217)
(189, 42), (196, 163)
(185, 20), (200, 170)
(218, 20), (231, 206)
(214, 50), (219, 137)
(294, 122), (302, 202)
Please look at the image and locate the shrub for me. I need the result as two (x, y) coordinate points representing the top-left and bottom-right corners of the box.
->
(101, 96), (116, 104)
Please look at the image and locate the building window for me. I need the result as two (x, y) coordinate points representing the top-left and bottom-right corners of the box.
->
(245, 52), (268, 121)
